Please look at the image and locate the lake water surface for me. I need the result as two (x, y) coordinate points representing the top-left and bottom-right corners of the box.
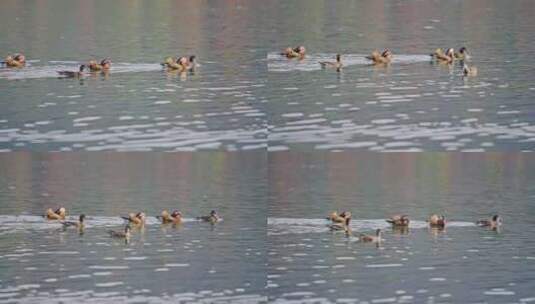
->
(2, 1), (535, 303)
(0, 153), (267, 303)
(268, 153), (535, 303)
(1, 0), (534, 151)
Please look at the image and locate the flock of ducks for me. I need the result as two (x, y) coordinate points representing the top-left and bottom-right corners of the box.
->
(43, 206), (502, 244)
(3, 46), (476, 78)
(282, 45), (478, 76)
(1, 53), (198, 78)
(326, 211), (503, 244)
(44, 207), (221, 242)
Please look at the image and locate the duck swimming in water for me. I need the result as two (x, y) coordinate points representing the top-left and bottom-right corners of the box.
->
(327, 211), (344, 223)
(162, 57), (185, 71)
(3, 53), (26, 68)
(386, 214), (410, 227)
(476, 215), (502, 230)
(430, 48), (454, 63)
(177, 55), (197, 71)
(121, 212), (146, 226)
(61, 214), (85, 233)
(109, 225), (131, 241)
(88, 58), (111, 72)
(366, 49), (392, 64)
(359, 229), (383, 243)
(196, 210), (220, 223)
(327, 211), (352, 223)
(319, 54), (343, 71)
(57, 65), (86, 78)
(428, 214), (446, 228)
(329, 216), (351, 235)
(45, 207), (66, 220)
(61, 214), (85, 228)
(281, 46), (306, 59)
(463, 63), (478, 77)
(454, 47), (470, 60)
(156, 210), (183, 224)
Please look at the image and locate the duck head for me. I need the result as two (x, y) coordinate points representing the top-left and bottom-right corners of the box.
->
(382, 49), (392, 58)
(336, 54), (341, 62)
(79, 214), (86, 223)
(101, 58), (111, 68)
(492, 215), (502, 225)
(56, 207), (66, 215)
(341, 211), (352, 219)
(177, 57), (188, 65)
(446, 48), (455, 57)
(79, 65), (86, 72)
(14, 54), (25, 63)
(376, 228), (383, 237)
(296, 46), (306, 54)
(171, 210), (182, 218)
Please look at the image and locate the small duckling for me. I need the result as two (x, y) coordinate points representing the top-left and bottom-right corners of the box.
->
(3, 53), (26, 68)
(454, 47), (470, 60)
(476, 215), (502, 229)
(57, 65), (86, 78)
(156, 210), (183, 224)
(121, 212), (146, 226)
(359, 229), (383, 243)
(431, 48), (454, 63)
(281, 46), (306, 59)
(61, 214), (85, 230)
(319, 54), (342, 71)
(45, 207), (67, 220)
(109, 225), (131, 240)
(463, 64), (478, 77)
(386, 214), (410, 227)
(428, 214), (446, 228)
(366, 49), (392, 64)
(196, 210), (220, 223)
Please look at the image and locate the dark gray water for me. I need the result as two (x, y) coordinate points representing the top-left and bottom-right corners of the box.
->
(0, 153), (267, 303)
(268, 153), (535, 303)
